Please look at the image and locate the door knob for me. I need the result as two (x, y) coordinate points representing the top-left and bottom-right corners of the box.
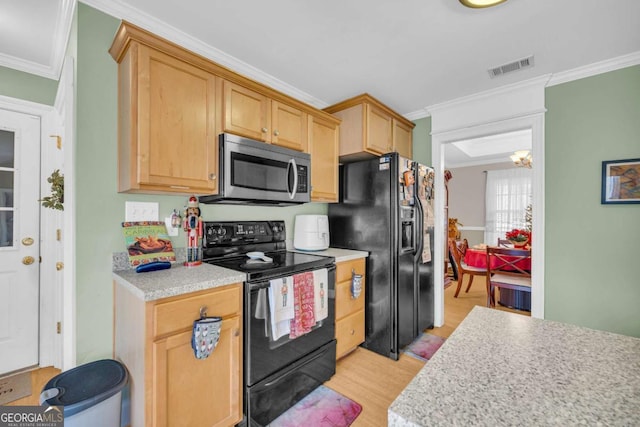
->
(22, 256), (35, 265)
(22, 237), (34, 246)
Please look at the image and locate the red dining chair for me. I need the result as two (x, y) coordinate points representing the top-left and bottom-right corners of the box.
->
(497, 238), (512, 247)
(448, 238), (486, 298)
(485, 247), (531, 308)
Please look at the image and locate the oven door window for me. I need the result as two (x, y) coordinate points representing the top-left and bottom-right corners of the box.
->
(231, 152), (292, 193)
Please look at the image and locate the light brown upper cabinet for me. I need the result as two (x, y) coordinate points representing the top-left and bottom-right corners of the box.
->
(110, 39), (218, 195)
(308, 115), (339, 202)
(110, 21), (339, 197)
(223, 81), (308, 151)
(325, 93), (415, 162)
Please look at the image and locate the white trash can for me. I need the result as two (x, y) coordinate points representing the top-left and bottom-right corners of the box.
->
(40, 359), (128, 427)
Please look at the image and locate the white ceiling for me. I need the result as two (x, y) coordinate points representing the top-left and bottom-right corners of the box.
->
(1, 0), (639, 165)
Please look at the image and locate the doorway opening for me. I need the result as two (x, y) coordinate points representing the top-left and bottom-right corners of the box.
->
(443, 128), (534, 319)
(432, 112), (546, 327)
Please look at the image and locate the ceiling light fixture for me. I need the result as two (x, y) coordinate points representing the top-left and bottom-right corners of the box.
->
(510, 150), (532, 168)
(459, 0), (508, 8)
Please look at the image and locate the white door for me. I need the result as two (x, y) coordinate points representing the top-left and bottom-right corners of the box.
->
(0, 109), (40, 374)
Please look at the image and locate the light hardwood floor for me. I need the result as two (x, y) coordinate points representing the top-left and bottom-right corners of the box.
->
(7, 276), (528, 427)
(326, 275), (529, 426)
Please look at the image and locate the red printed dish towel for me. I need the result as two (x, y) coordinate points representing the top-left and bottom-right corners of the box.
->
(290, 272), (316, 338)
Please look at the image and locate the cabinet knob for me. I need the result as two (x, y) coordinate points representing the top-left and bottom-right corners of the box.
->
(56, 262), (64, 271)
(273, 130), (280, 136)
(209, 173), (217, 180)
(261, 127), (268, 133)
(350, 329), (355, 335)
(23, 256), (35, 265)
(234, 329), (240, 337)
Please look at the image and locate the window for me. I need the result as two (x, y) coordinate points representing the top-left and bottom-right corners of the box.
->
(484, 168), (532, 245)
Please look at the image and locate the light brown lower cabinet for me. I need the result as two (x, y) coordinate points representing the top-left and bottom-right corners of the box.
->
(334, 258), (366, 359)
(114, 282), (243, 427)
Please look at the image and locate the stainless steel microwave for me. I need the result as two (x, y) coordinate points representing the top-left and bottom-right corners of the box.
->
(199, 133), (311, 206)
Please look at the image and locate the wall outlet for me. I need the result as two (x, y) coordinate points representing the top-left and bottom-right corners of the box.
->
(125, 201), (159, 222)
(165, 217), (179, 236)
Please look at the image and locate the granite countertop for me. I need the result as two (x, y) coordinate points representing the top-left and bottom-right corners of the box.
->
(389, 306), (640, 426)
(291, 247), (369, 263)
(112, 247), (366, 302)
(113, 264), (246, 302)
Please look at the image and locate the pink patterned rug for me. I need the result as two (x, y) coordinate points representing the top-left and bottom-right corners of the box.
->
(269, 385), (362, 427)
(404, 333), (446, 362)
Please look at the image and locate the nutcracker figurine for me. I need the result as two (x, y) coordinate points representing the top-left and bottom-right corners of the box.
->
(183, 195), (203, 266)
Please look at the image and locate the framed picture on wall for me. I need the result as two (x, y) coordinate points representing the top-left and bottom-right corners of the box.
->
(601, 158), (640, 204)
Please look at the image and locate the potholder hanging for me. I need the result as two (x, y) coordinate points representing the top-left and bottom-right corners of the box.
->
(351, 271), (363, 299)
(191, 316), (222, 359)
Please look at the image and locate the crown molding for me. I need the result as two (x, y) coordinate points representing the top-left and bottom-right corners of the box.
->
(404, 109), (430, 121)
(0, 0), (75, 81)
(547, 51), (640, 87)
(426, 74), (551, 116)
(80, 0), (329, 109)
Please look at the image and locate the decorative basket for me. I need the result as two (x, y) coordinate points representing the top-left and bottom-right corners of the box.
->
(509, 239), (529, 249)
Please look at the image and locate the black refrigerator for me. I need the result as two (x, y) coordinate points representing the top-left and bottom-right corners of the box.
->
(328, 153), (435, 360)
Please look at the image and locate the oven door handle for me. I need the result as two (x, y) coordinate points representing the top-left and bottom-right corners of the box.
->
(287, 158), (298, 200)
(262, 347), (328, 388)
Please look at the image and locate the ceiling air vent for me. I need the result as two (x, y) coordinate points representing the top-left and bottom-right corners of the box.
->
(488, 55), (534, 78)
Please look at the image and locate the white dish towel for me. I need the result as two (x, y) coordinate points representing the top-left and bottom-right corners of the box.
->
(268, 277), (295, 340)
(313, 268), (329, 322)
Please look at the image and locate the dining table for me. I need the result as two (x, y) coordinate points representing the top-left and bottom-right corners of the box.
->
(464, 246), (531, 311)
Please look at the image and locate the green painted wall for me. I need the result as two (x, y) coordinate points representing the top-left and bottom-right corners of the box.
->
(0, 66), (57, 105)
(412, 116), (431, 166)
(545, 65), (640, 337)
(75, 4), (326, 363)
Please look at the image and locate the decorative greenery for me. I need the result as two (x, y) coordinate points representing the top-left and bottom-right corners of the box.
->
(505, 228), (530, 243)
(40, 169), (64, 211)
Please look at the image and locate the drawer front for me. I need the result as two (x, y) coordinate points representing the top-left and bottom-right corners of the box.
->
(336, 258), (365, 283)
(153, 284), (241, 338)
(335, 309), (365, 359)
(335, 278), (365, 320)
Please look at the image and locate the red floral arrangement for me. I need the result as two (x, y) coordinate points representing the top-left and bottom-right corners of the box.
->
(505, 229), (531, 243)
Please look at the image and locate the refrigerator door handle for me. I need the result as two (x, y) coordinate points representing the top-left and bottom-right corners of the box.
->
(414, 181), (425, 261)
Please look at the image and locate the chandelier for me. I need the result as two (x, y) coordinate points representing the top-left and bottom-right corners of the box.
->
(510, 150), (532, 168)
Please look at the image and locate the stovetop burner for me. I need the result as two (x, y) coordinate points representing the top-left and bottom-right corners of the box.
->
(201, 220), (334, 282)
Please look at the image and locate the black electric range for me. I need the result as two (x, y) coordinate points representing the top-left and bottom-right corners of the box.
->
(202, 220), (338, 426)
(201, 220), (334, 282)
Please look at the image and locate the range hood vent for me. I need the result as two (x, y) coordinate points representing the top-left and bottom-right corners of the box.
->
(488, 55), (534, 78)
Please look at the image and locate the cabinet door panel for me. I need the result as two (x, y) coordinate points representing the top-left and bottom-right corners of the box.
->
(223, 81), (270, 141)
(366, 104), (393, 155)
(393, 119), (413, 159)
(138, 45), (217, 193)
(309, 116), (339, 202)
(153, 316), (242, 427)
(272, 101), (307, 151)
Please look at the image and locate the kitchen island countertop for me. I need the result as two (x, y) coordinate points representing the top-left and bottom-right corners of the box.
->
(389, 306), (640, 426)
(113, 264), (246, 301)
